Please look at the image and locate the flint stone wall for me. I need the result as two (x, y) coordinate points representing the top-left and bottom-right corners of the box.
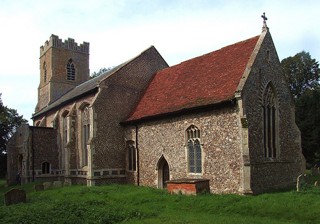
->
(126, 105), (243, 194)
(241, 31), (305, 193)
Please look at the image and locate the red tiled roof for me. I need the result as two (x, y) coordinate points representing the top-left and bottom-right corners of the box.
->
(127, 35), (260, 122)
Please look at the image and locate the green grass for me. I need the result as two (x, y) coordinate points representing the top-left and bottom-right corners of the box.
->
(1, 181), (320, 224)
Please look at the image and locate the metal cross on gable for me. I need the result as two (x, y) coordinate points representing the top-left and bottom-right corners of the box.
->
(261, 12), (268, 28)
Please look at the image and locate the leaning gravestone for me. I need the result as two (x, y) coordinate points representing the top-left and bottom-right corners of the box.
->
(43, 182), (52, 190)
(4, 188), (26, 206)
(296, 174), (308, 192)
(53, 181), (63, 188)
(34, 184), (45, 191)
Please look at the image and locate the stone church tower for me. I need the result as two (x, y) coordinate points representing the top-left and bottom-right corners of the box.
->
(36, 35), (90, 112)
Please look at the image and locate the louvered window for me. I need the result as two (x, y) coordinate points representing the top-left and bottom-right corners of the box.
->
(66, 59), (75, 81)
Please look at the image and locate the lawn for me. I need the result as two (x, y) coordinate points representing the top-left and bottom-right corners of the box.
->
(1, 180), (320, 224)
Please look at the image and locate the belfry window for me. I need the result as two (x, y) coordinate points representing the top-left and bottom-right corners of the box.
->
(262, 82), (279, 159)
(43, 62), (47, 83)
(66, 59), (75, 81)
(127, 141), (136, 171)
(82, 106), (90, 166)
(186, 125), (202, 173)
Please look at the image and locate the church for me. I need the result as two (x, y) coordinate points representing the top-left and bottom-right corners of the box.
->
(7, 19), (305, 194)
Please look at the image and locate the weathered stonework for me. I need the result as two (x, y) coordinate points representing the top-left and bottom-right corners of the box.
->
(36, 35), (90, 112)
(8, 38), (168, 186)
(123, 29), (305, 195)
(6, 124), (59, 185)
(7, 29), (304, 195)
(239, 30), (305, 193)
(125, 105), (243, 194)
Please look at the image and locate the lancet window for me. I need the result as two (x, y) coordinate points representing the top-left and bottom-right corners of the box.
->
(262, 82), (279, 159)
(127, 140), (136, 171)
(186, 125), (202, 173)
(82, 106), (90, 166)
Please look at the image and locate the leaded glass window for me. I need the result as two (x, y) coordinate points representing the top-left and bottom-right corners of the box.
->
(62, 115), (68, 146)
(82, 106), (90, 166)
(186, 125), (202, 173)
(127, 141), (136, 171)
(262, 82), (278, 159)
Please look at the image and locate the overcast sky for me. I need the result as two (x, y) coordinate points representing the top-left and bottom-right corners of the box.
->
(0, 0), (319, 123)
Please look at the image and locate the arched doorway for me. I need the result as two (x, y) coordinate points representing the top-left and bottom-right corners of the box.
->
(157, 156), (169, 189)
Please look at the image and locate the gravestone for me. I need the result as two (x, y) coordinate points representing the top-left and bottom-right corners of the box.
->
(296, 174), (308, 192)
(63, 181), (71, 187)
(43, 182), (52, 190)
(34, 184), (44, 191)
(4, 188), (26, 206)
(53, 181), (63, 188)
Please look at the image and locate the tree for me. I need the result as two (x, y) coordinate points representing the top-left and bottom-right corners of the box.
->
(281, 52), (320, 166)
(0, 94), (26, 177)
(90, 67), (113, 79)
(295, 88), (320, 166)
(281, 51), (319, 99)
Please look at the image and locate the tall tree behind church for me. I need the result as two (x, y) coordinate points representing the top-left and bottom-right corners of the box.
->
(0, 94), (26, 177)
(281, 52), (320, 166)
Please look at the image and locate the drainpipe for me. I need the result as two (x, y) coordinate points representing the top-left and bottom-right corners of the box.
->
(135, 125), (140, 186)
(31, 127), (35, 182)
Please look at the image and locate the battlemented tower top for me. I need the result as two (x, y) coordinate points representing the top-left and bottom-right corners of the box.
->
(40, 34), (89, 56)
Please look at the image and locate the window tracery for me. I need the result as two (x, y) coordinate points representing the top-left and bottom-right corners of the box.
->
(262, 82), (279, 159)
(186, 125), (202, 173)
(66, 59), (75, 81)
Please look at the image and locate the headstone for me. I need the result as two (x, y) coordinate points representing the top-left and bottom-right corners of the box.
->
(4, 188), (26, 206)
(43, 182), (52, 190)
(296, 174), (307, 192)
(63, 181), (71, 187)
(34, 184), (44, 191)
(53, 181), (63, 188)
(314, 181), (319, 187)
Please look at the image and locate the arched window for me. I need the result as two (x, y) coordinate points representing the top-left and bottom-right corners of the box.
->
(262, 82), (278, 159)
(82, 106), (90, 166)
(42, 162), (50, 174)
(62, 112), (69, 146)
(43, 62), (47, 83)
(127, 140), (136, 171)
(186, 125), (202, 173)
(66, 59), (75, 81)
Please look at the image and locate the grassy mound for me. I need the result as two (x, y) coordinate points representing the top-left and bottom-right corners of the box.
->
(1, 181), (320, 223)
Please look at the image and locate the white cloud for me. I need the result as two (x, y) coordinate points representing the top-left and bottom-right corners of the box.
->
(0, 0), (319, 123)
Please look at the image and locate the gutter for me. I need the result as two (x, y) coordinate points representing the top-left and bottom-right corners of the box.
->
(31, 127), (35, 182)
(135, 125), (140, 186)
(121, 99), (237, 126)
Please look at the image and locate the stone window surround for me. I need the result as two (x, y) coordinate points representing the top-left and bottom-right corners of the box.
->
(126, 140), (136, 172)
(43, 62), (47, 83)
(66, 58), (76, 81)
(186, 125), (203, 174)
(41, 161), (51, 174)
(262, 81), (280, 160)
(81, 105), (90, 167)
